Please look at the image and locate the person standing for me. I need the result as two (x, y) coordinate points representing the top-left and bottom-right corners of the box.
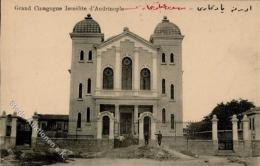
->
(144, 132), (149, 145)
(157, 131), (162, 146)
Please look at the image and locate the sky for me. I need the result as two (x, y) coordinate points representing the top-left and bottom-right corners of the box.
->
(1, 0), (260, 121)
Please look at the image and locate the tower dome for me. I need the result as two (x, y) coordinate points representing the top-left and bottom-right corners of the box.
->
(153, 16), (181, 37)
(73, 14), (101, 33)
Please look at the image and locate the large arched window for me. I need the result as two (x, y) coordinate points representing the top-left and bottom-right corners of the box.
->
(88, 51), (92, 61)
(162, 79), (166, 94)
(86, 108), (90, 122)
(78, 83), (83, 98)
(80, 51), (84, 61)
(122, 57), (132, 90)
(170, 53), (174, 63)
(170, 84), (174, 99)
(162, 109), (166, 124)
(162, 53), (166, 63)
(140, 68), (151, 90)
(77, 113), (81, 128)
(87, 79), (91, 93)
(103, 67), (114, 89)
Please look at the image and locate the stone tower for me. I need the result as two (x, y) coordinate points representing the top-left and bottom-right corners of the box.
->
(150, 16), (184, 136)
(68, 14), (104, 136)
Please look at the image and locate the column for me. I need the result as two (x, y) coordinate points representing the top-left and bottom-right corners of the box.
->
(96, 51), (102, 93)
(109, 119), (114, 139)
(231, 114), (238, 141)
(115, 105), (120, 136)
(152, 104), (157, 120)
(212, 115), (218, 141)
(134, 105), (138, 136)
(97, 119), (102, 139)
(96, 104), (102, 139)
(152, 55), (157, 95)
(242, 115), (250, 141)
(133, 48), (139, 95)
(139, 119), (144, 141)
(151, 120), (156, 140)
(0, 111), (7, 137)
(115, 47), (121, 91)
(212, 115), (218, 152)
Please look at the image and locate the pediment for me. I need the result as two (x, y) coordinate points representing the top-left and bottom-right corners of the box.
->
(97, 30), (158, 53)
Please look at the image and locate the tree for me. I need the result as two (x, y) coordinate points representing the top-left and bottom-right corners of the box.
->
(186, 99), (255, 132)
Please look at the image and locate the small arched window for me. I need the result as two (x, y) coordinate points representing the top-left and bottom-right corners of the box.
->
(77, 113), (81, 128)
(86, 108), (90, 122)
(170, 53), (174, 63)
(103, 67), (114, 89)
(171, 114), (175, 129)
(162, 53), (166, 63)
(162, 109), (166, 124)
(87, 79), (91, 93)
(122, 57), (132, 90)
(162, 79), (166, 94)
(80, 51), (84, 61)
(140, 68), (151, 90)
(78, 83), (83, 98)
(170, 84), (174, 99)
(88, 51), (92, 61)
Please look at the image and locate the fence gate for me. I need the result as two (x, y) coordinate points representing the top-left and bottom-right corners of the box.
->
(218, 130), (233, 150)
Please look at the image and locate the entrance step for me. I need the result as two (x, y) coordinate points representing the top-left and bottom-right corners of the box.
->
(216, 150), (237, 156)
(15, 145), (32, 150)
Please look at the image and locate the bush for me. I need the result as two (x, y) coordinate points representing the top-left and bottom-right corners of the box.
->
(0, 149), (9, 157)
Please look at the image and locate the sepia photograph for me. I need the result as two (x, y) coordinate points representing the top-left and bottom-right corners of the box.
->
(0, 0), (259, 165)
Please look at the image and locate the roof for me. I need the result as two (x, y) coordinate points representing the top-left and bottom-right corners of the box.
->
(73, 14), (101, 33)
(150, 16), (184, 42)
(37, 114), (69, 121)
(244, 107), (260, 116)
(154, 16), (181, 36)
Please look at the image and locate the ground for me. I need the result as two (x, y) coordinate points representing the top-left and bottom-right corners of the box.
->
(49, 145), (259, 166)
(1, 145), (259, 165)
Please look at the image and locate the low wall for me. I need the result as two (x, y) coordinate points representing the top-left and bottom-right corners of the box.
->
(162, 136), (217, 155)
(252, 140), (260, 156)
(33, 137), (114, 153)
(233, 140), (252, 157)
(0, 136), (16, 149)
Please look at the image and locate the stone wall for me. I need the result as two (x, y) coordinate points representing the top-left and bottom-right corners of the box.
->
(162, 136), (218, 155)
(0, 136), (16, 149)
(252, 140), (260, 156)
(33, 138), (114, 153)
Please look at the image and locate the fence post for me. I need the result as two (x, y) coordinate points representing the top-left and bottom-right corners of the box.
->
(242, 115), (252, 156)
(212, 115), (218, 152)
(231, 114), (238, 152)
(31, 112), (39, 147)
(0, 111), (7, 137)
(242, 115), (249, 141)
(10, 112), (18, 147)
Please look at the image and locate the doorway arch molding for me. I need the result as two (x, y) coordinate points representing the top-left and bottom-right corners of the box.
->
(97, 111), (114, 139)
(138, 112), (156, 141)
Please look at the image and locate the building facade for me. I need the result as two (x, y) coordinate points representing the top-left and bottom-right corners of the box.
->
(68, 14), (184, 141)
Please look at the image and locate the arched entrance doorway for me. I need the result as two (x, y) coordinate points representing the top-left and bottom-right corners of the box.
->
(138, 112), (156, 142)
(16, 117), (32, 146)
(97, 111), (114, 139)
(102, 116), (110, 137)
(143, 116), (151, 138)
